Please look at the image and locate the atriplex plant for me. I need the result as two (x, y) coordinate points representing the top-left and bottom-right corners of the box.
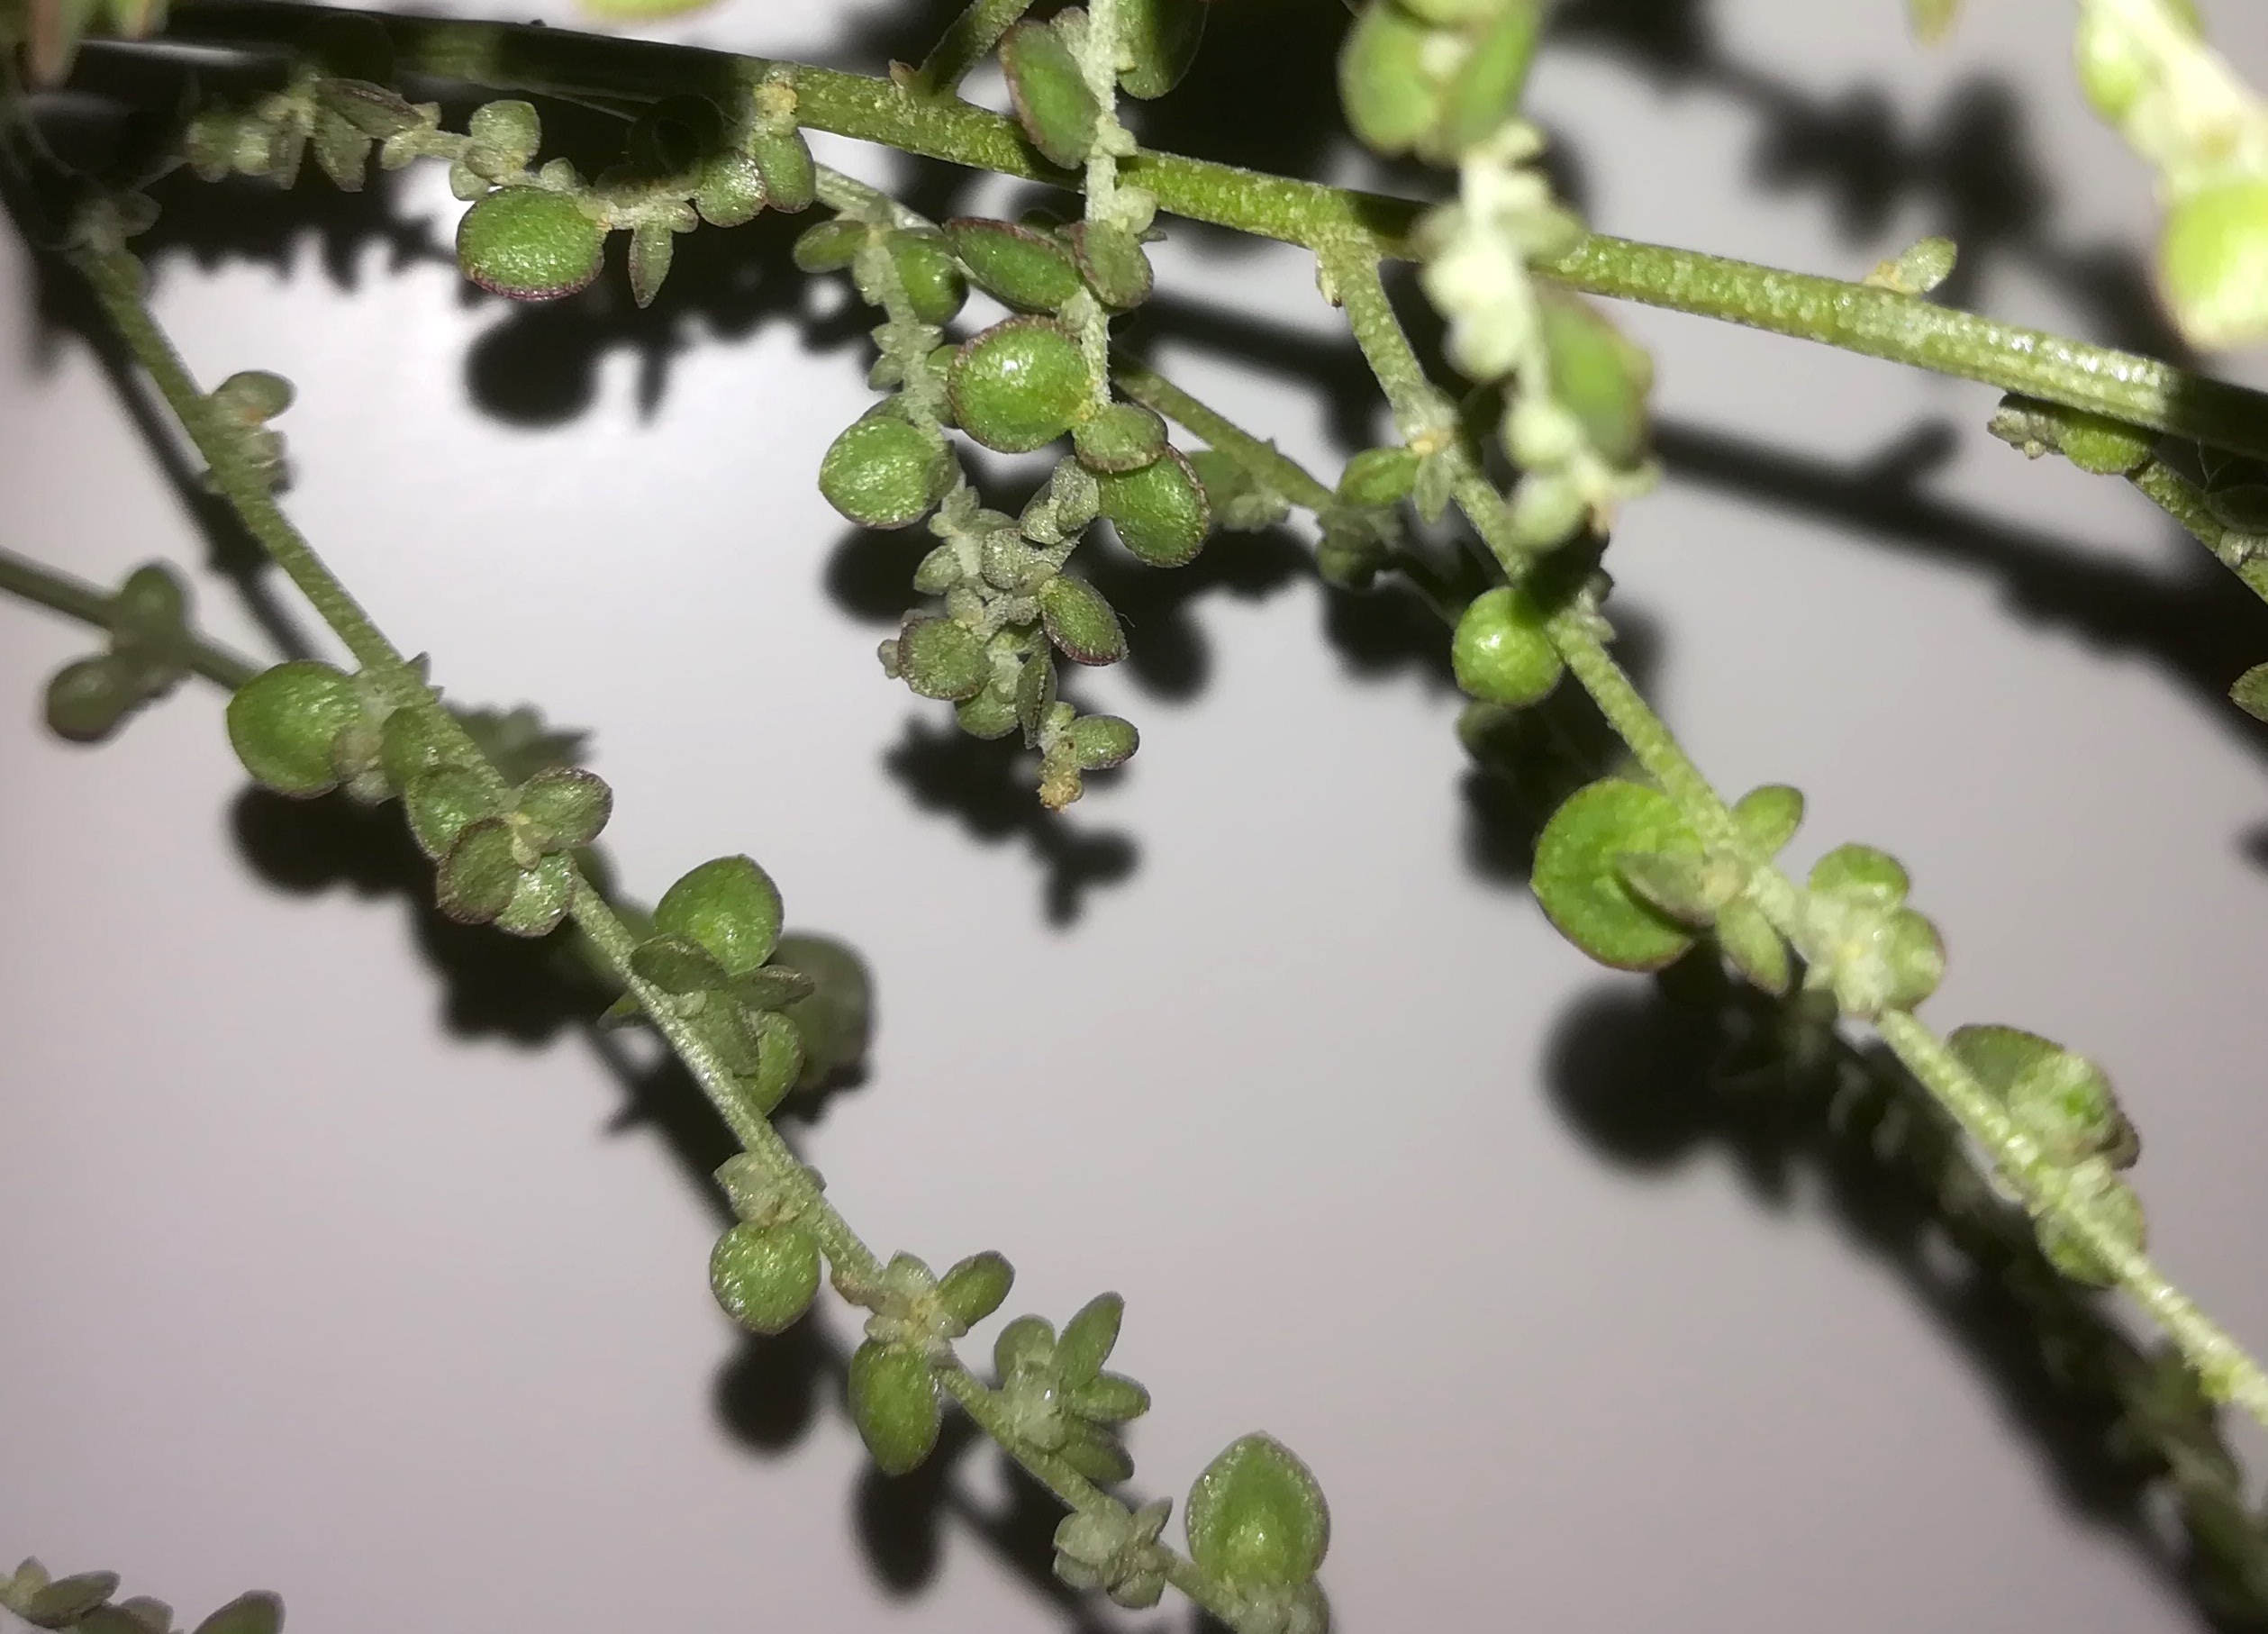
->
(4, 0), (2268, 1627)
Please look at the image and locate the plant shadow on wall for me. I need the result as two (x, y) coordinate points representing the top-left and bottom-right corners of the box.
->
(11, 0), (2268, 1628)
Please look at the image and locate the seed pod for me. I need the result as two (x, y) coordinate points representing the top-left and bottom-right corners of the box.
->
(1337, 445), (1420, 507)
(820, 415), (953, 529)
(794, 217), (867, 273)
(748, 127), (815, 213)
(948, 318), (1092, 454)
(1001, 18), (1100, 169)
(456, 187), (604, 301)
(1067, 714), (1139, 771)
(694, 151), (767, 228)
(898, 616), (993, 700)
(1069, 222), (1154, 310)
(1073, 401), (1168, 474)
(944, 218), (1084, 313)
(886, 231), (967, 325)
(2159, 178), (2268, 349)
(710, 1221), (821, 1334)
(1038, 576), (1128, 666)
(45, 656), (137, 741)
(848, 1339), (942, 1475)
(1434, 0), (1542, 157)
(1098, 447), (1211, 567)
(1339, 1), (1446, 156)
(1117, 0), (1205, 97)
(227, 660), (364, 796)
(1451, 584), (1562, 707)
(1539, 291), (1653, 467)
(1185, 1434), (1330, 1588)
(655, 855), (784, 976)
(1531, 778), (1701, 971)
(939, 1250), (1016, 1326)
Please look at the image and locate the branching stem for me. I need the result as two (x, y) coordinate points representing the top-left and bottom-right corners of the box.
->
(0, 543), (257, 687)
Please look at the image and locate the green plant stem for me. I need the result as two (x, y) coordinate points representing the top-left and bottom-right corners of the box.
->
(0, 544), (257, 687)
(64, 214), (1252, 1634)
(1319, 231), (2268, 1430)
(2128, 456), (2268, 604)
(910, 0), (1035, 95)
(157, 0), (2268, 462)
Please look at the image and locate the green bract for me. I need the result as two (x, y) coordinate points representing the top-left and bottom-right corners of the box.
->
(1730, 783), (1806, 857)
(455, 187), (603, 302)
(654, 855), (784, 976)
(1337, 445), (1420, 507)
(1001, 18), (1099, 169)
(1098, 448), (1211, 567)
(1116, 0), (1205, 97)
(1539, 290), (1654, 467)
(226, 660), (363, 796)
(1434, 0), (1541, 156)
(1803, 844), (1945, 1016)
(747, 126), (815, 213)
(793, 217), (866, 273)
(1531, 779), (1701, 970)
(886, 231), (967, 325)
(848, 1339), (941, 1475)
(944, 218), (1084, 313)
(710, 1221), (821, 1334)
(1185, 1434), (1330, 1588)
(937, 1249), (1015, 1326)
(1074, 401), (1168, 474)
(1450, 585), (1563, 706)
(948, 319), (1091, 454)
(1038, 575), (1128, 666)
(2159, 179), (2268, 350)
(1339, 1), (1443, 156)
(897, 616), (993, 699)
(1950, 1024), (2138, 1169)
(1070, 222), (1153, 311)
(1067, 714), (1139, 770)
(819, 415), (952, 529)
(693, 151), (766, 228)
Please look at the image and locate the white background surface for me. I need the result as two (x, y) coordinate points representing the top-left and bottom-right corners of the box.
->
(7, 1), (2268, 1630)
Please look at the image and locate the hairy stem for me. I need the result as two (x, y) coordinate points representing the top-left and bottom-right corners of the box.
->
(0, 543), (257, 687)
(152, 1), (2268, 463)
(1111, 359), (1337, 512)
(2128, 456), (2268, 604)
(61, 214), (1252, 1634)
(1319, 232), (2268, 1431)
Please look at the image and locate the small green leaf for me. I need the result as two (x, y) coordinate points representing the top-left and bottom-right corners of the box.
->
(190, 1593), (283, 1634)
(631, 931), (731, 995)
(1539, 290), (1653, 468)
(655, 856), (784, 976)
(628, 220), (675, 309)
(1038, 576), (1128, 666)
(748, 127), (815, 213)
(1069, 222), (1154, 310)
(948, 318), (1092, 454)
(1336, 445), (1420, 507)
(1951, 1024), (2138, 1169)
(1730, 784), (1805, 857)
(1056, 1292), (1123, 1384)
(1714, 898), (1791, 995)
(436, 820), (523, 923)
(1066, 714), (1139, 771)
(848, 1339), (942, 1475)
(2230, 662), (2268, 723)
(227, 660), (362, 797)
(711, 1221), (821, 1333)
(1097, 448), (1211, 567)
(1065, 1370), (1151, 1423)
(1001, 18), (1100, 168)
(2159, 177), (2268, 351)
(996, 1314), (1057, 1378)
(742, 1009), (805, 1114)
(938, 1250), (1016, 1326)
(1808, 843), (1910, 906)
(773, 931), (874, 1089)
(1531, 779), (1701, 971)
(886, 231), (967, 325)
(694, 150), (767, 227)
(1073, 401), (1168, 474)
(494, 852), (576, 936)
(1116, 0), (1205, 98)
(25, 1573), (119, 1629)
(1339, 0), (1444, 157)
(1059, 1420), (1136, 1484)
(1615, 851), (1721, 929)
(1434, 0), (1542, 157)
(793, 217), (867, 273)
(516, 767), (612, 851)
(1185, 1433), (1330, 1588)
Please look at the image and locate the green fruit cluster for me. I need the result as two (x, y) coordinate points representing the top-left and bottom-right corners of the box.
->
(43, 563), (201, 743)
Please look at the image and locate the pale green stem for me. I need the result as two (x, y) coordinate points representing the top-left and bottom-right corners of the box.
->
(0, 544), (259, 688)
(1111, 360), (1337, 512)
(1320, 231), (2268, 1431)
(2127, 457), (2268, 604)
(154, 2), (2268, 463)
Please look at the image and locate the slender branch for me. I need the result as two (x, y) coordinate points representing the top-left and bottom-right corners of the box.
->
(150, 1), (2268, 463)
(60, 213), (1255, 1634)
(0, 543), (258, 688)
(1111, 359), (1337, 512)
(910, 0), (1035, 96)
(1317, 231), (2268, 1431)
(2127, 457), (2268, 605)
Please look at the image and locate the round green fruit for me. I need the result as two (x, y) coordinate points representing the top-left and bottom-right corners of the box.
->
(653, 855), (784, 976)
(886, 231), (967, 325)
(819, 415), (951, 529)
(948, 319), (1092, 454)
(226, 660), (364, 797)
(456, 187), (604, 302)
(1097, 447), (1211, 567)
(1450, 585), (1563, 706)
(944, 218), (1084, 313)
(710, 1221), (821, 1334)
